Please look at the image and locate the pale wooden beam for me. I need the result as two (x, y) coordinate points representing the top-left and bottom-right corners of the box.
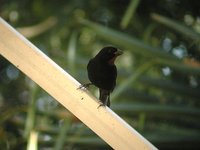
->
(0, 17), (157, 150)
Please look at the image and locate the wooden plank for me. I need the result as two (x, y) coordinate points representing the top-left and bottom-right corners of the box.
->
(0, 17), (157, 150)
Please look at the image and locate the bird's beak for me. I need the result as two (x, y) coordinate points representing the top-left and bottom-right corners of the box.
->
(114, 49), (123, 56)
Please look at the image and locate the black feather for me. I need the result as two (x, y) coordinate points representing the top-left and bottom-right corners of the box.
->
(86, 46), (122, 107)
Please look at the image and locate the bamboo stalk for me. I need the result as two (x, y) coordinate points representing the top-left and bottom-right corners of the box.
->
(0, 17), (157, 150)
(27, 131), (38, 150)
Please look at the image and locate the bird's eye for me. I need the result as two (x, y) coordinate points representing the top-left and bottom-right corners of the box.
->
(108, 49), (115, 54)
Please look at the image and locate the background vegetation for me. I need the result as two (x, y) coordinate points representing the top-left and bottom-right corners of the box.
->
(0, 0), (200, 149)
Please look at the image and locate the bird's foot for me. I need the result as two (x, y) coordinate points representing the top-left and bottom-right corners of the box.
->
(77, 83), (93, 90)
(97, 101), (106, 109)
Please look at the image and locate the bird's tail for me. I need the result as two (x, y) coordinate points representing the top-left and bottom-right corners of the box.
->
(99, 89), (110, 107)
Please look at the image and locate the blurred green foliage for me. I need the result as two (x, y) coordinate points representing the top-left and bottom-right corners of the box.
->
(0, 0), (200, 149)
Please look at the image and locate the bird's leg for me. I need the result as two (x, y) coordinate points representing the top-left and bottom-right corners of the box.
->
(107, 95), (110, 107)
(97, 89), (110, 108)
(77, 83), (93, 90)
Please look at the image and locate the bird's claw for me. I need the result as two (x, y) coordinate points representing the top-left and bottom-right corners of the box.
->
(97, 101), (106, 109)
(77, 85), (86, 90)
(77, 83), (92, 90)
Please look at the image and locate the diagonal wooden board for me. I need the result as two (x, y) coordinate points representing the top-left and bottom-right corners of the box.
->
(0, 17), (157, 150)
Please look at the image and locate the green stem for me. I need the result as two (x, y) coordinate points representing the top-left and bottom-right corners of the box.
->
(24, 82), (39, 138)
(120, 0), (141, 29)
(54, 118), (72, 150)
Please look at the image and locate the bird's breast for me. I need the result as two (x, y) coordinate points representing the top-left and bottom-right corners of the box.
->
(87, 59), (117, 91)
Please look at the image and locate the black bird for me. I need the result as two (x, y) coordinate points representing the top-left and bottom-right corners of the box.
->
(83, 46), (123, 107)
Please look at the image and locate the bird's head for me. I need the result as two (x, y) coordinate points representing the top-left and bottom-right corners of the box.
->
(95, 46), (123, 65)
